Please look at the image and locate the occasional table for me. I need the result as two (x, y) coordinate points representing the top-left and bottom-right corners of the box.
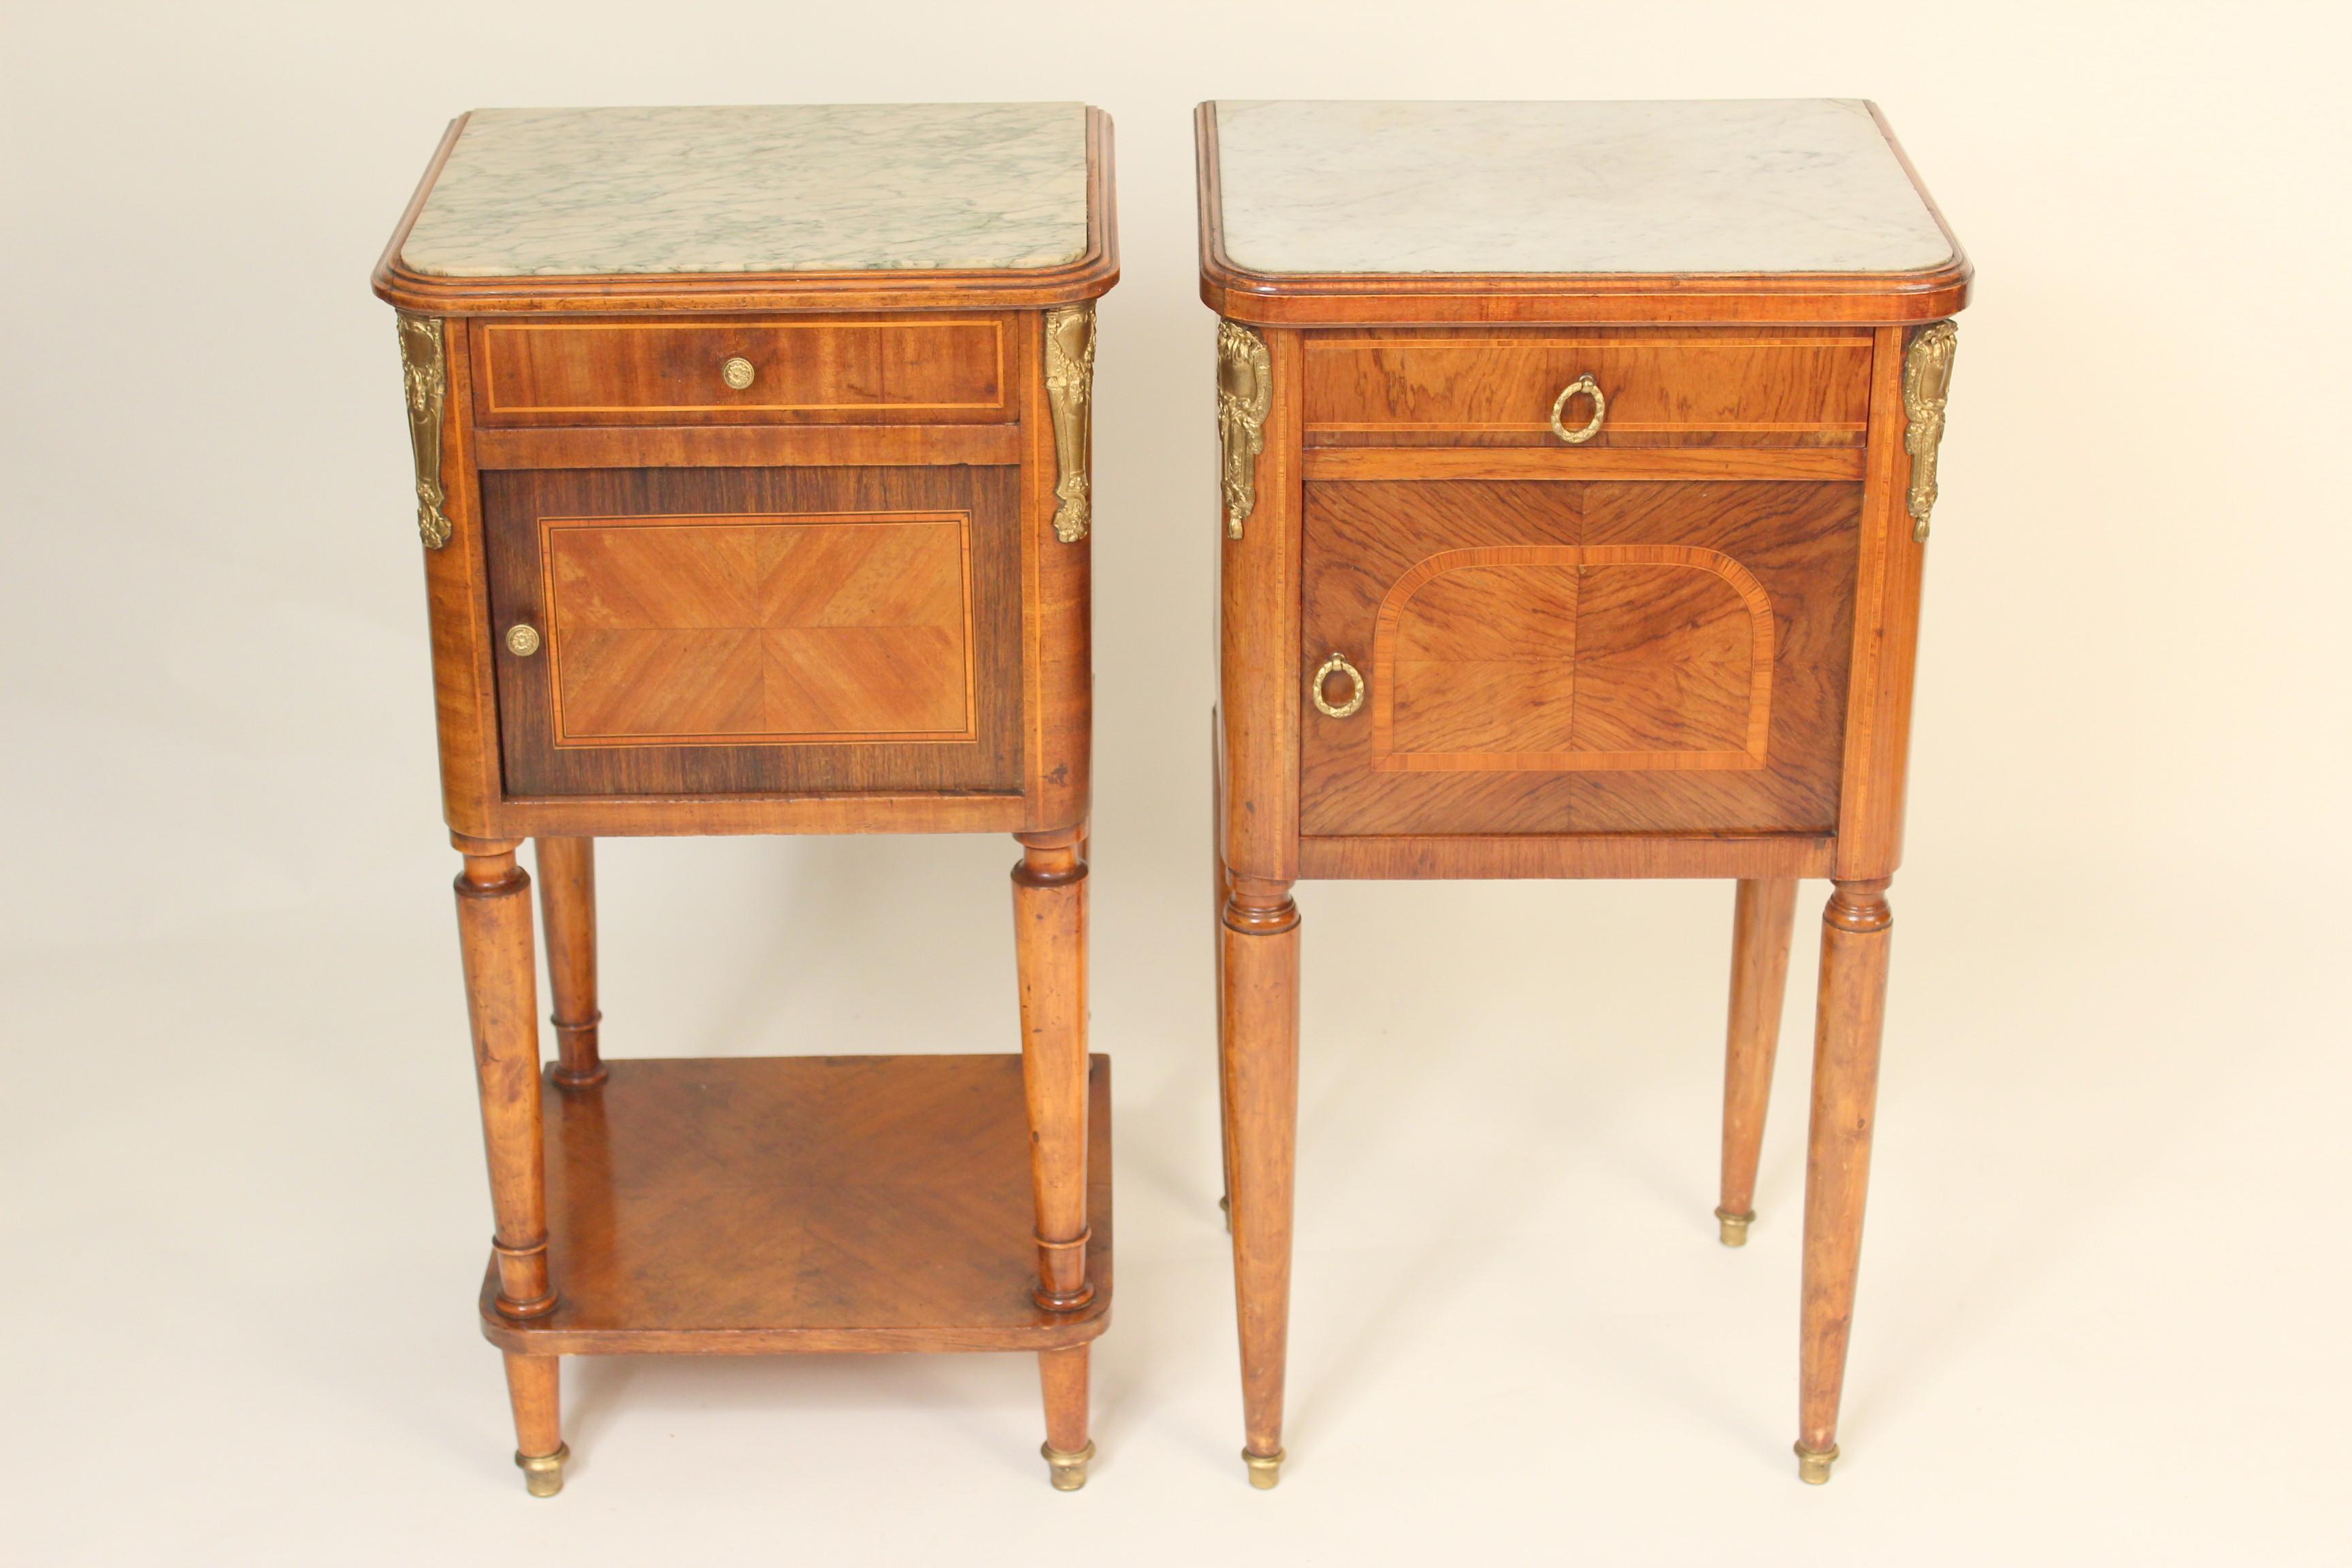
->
(1199, 99), (1968, 1486)
(373, 103), (1117, 1495)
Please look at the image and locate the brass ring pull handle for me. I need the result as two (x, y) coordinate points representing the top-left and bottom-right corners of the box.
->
(1311, 651), (1366, 719)
(1548, 374), (1607, 445)
(720, 356), (757, 391)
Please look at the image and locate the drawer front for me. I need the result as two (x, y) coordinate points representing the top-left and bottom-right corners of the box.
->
(471, 316), (1011, 427)
(1303, 329), (1873, 448)
(1300, 478), (1858, 837)
(485, 466), (1021, 797)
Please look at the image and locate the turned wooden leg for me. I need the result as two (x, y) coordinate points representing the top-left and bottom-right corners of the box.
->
(1718, 877), (1799, 1246)
(1013, 830), (1094, 1486)
(1222, 875), (1300, 1490)
(503, 1352), (567, 1497)
(454, 836), (555, 1324)
(1038, 1346), (1094, 1491)
(1796, 878), (1895, 1484)
(534, 836), (606, 1090)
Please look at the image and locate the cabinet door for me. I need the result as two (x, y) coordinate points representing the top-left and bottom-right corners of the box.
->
(483, 465), (1022, 798)
(1298, 479), (1859, 836)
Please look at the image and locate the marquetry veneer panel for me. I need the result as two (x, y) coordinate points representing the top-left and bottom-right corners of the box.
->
(481, 1054), (1113, 1355)
(544, 513), (976, 747)
(1375, 546), (1773, 771)
(1301, 479), (1859, 837)
(485, 465), (1022, 799)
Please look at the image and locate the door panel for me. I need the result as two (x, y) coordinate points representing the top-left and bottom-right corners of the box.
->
(544, 514), (975, 745)
(1300, 479), (1858, 836)
(485, 466), (1021, 798)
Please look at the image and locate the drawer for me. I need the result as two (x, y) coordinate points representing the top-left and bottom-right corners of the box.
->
(1303, 329), (1874, 448)
(1298, 478), (1859, 837)
(483, 465), (1022, 798)
(470, 316), (1013, 427)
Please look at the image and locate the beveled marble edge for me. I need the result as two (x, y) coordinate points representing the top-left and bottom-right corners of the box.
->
(1204, 99), (1960, 281)
(401, 103), (1096, 280)
(375, 108), (1119, 315)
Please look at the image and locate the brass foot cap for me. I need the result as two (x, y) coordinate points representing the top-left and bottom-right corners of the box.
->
(1042, 1440), (1094, 1491)
(1716, 1207), (1756, 1247)
(515, 1442), (569, 1498)
(1243, 1447), (1284, 1490)
(1795, 1443), (1838, 1485)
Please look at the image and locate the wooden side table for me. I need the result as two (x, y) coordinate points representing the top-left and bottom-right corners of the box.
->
(372, 103), (1117, 1495)
(1199, 99), (1970, 1487)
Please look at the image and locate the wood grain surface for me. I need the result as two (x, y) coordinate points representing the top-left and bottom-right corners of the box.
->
(480, 1054), (1113, 1356)
(1304, 329), (1872, 448)
(1299, 479), (1859, 836)
(540, 512), (976, 747)
(471, 316), (1011, 427)
(484, 466), (1019, 798)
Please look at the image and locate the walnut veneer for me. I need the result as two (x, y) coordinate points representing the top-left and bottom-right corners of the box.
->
(373, 104), (1117, 1497)
(1201, 99), (1970, 1488)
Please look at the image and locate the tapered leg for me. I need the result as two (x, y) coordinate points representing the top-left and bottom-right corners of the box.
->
(1038, 1346), (1094, 1490)
(534, 836), (606, 1090)
(504, 1352), (567, 1497)
(454, 836), (555, 1324)
(1212, 713), (1233, 1233)
(1796, 879), (1895, 1484)
(1013, 830), (1094, 1486)
(1222, 875), (1300, 1489)
(1718, 877), (1799, 1245)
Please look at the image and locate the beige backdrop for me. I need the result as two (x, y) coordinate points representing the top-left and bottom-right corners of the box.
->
(3, 2), (2345, 1562)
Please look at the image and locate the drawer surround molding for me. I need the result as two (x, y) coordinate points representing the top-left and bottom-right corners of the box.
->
(1303, 331), (1876, 448)
(472, 316), (1012, 425)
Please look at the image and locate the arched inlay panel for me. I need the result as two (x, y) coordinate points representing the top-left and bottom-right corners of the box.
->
(1370, 545), (1773, 772)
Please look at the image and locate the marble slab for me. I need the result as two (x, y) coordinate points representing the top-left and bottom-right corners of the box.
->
(1211, 100), (1953, 276)
(402, 103), (1092, 278)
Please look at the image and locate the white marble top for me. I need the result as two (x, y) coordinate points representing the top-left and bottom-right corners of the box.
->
(1210, 100), (1953, 276)
(402, 104), (1092, 278)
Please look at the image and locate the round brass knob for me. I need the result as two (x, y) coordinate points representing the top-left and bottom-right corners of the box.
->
(506, 624), (541, 657)
(720, 356), (757, 391)
(1548, 374), (1607, 444)
(1311, 651), (1365, 719)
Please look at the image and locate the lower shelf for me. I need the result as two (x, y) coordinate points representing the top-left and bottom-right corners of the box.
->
(480, 1053), (1111, 1356)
